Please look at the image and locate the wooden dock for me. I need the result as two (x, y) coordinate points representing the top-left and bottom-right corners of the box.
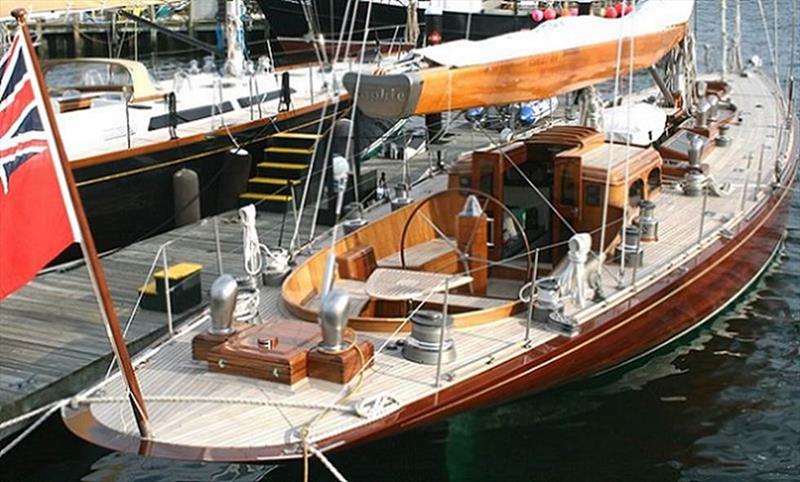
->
(0, 116), (482, 439)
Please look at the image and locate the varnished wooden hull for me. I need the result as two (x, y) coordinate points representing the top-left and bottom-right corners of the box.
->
(62, 116), (798, 461)
(344, 25), (687, 118)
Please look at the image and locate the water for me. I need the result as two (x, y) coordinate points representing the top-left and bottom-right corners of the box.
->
(2, 2), (799, 481)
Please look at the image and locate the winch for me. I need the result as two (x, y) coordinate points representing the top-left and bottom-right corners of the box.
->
(615, 225), (644, 267)
(533, 277), (564, 324)
(638, 200), (659, 242)
(402, 310), (456, 365)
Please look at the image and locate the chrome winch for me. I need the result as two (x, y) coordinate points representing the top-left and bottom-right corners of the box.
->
(402, 310), (456, 365)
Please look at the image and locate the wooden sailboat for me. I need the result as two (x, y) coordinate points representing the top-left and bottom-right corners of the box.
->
(343, 0), (693, 118)
(49, 0), (798, 468)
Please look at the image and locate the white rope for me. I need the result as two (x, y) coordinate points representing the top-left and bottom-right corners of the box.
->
(755, 0), (780, 84)
(308, 444), (350, 482)
(78, 395), (355, 413)
(240, 204), (272, 277)
(597, 6), (629, 277)
(618, 0), (637, 285)
(340, 0), (377, 209)
(0, 399), (66, 433)
(0, 399), (67, 460)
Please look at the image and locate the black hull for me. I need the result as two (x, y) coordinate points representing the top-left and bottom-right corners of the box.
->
(259, 0), (540, 45)
(261, 0), (414, 41)
(68, 102), (366, 260)
(431, 11), (539, 42)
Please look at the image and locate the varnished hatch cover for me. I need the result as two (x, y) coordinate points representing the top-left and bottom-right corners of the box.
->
(206, 320), (322, 385)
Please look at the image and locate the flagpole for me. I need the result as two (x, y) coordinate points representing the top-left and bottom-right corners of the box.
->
(11, 8), (152, 439)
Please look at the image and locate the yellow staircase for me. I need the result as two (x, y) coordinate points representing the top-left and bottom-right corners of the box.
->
(239, 132), (321, 212)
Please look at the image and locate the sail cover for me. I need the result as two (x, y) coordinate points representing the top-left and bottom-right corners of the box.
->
(3, 1), (163, 18)
(414, 0), (695, 68)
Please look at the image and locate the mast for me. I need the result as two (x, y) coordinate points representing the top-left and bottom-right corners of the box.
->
(10, 8), (151, 439)
(732, 0), (743, 73)
(721, 0), (727, 80)
(224, 0), (246, 76)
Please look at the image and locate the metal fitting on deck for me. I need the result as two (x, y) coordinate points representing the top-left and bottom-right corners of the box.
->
(318, 289), (350, 354)
(209, 275), (238, 335)
(639, 200), (659, 242)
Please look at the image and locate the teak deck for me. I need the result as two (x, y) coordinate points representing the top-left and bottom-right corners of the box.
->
(57, 73), (798, 461)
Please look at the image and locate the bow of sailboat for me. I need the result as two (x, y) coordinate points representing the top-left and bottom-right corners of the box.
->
(344, 0), (695, 118)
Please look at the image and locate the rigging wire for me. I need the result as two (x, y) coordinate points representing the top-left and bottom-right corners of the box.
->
(597, 5), (629, 279)
(340, 0), (377, 210)
(755, 0), (780, 85)
(618, 0), (637, 286)
(791, 0), (797, 87)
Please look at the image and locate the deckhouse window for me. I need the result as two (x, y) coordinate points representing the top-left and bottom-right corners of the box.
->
(560, 165), (577, 206)
(46, 62), (133, 90)
(585, 183), (602, 206)
(629, 179), (644, 206)
(648, 168), (662, 192)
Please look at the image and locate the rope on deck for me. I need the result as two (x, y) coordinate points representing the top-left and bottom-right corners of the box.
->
(77, 395), (355, 414)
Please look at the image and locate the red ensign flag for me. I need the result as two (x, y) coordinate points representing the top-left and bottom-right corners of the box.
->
(0, 32), (81, 299)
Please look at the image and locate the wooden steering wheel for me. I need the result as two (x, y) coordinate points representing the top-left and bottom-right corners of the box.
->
(398, 188), (533, 283)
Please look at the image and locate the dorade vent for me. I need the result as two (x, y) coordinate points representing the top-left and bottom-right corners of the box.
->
(318, 290), (350, 354)
(688, 134), (706, 168)
(695, 99), (711, 129)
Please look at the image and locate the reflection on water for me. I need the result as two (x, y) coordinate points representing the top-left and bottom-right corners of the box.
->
(81, 452), (274, 482)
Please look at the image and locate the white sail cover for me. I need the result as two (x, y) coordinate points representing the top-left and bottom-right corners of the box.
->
(603, 102), (668, 146)
(415, 0), (694, 68)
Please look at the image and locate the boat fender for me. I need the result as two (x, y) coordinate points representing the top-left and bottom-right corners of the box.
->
(518, 104), (536, 126)
(499, 127), (513, 144)
(173, 168), (201, 228)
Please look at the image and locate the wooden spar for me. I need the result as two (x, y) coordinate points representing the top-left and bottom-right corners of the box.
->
(11, 9), (152, 439)
(344, 25), (687, 118)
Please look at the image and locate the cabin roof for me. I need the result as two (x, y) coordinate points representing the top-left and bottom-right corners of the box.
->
(573, 142), (662, 184)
